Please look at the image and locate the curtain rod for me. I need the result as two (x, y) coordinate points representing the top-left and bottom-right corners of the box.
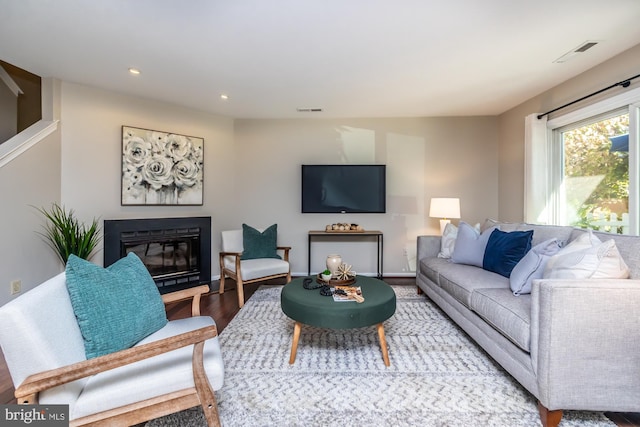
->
(536, 73), (640, 120)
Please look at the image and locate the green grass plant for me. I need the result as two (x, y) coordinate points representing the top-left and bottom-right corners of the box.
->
(36, 203), (101, 265)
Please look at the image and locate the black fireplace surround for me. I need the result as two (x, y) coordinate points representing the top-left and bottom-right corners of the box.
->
(104, 217), (211, 294)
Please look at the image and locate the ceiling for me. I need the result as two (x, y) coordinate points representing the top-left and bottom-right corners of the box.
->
(1, 0), (640, 119)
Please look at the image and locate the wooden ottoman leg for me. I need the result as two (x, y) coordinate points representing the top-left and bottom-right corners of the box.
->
(289, 321), (302, 364)
(377, 323), (390, 367)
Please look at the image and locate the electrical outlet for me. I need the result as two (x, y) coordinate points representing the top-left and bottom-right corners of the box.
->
(10, 279), (21, 295)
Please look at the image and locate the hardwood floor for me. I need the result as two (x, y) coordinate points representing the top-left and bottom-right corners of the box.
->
(1, 277), (638, 426)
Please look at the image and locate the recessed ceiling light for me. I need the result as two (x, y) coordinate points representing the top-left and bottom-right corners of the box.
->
(128, 68), (141, 75)
(220, 94), (229, 100)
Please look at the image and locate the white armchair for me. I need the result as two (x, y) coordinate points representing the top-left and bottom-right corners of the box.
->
(219, 227), (291, 308)
(0, 273), (224, 427)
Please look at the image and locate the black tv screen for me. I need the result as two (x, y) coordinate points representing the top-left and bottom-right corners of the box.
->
(301, 165), (386, 213)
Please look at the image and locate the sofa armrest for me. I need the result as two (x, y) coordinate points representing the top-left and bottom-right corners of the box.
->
(417, 235), (441, 261)
(14, 325), (218, 404)
(531, 278), (640, 411)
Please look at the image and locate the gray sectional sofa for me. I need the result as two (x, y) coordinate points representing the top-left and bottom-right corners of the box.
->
(416, 220), (640, 427)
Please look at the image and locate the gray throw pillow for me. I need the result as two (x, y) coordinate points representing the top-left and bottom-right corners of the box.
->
(451, 222), (497, 267)
(510, 238), (562, 295)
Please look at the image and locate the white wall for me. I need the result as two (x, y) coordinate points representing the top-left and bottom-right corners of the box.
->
(59, 82), (236, 271)
(234, 117), (499, 276)
(0, 126), (61, 305)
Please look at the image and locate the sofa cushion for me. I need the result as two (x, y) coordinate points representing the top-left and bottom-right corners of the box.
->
(438, 263), (508, 307)
(482, 218), (519, 232)
(483, 229), (533, 278)
(438, 223), (458, 258)
(510, 238), (563, 295)
(65, 253), (168, 359)
(224, 258), (290, 281)
(420, 257), (451, 286)
(0, 272), (88, 405)
(64, 316), (224, 419)
(516, 223), (573, 246)
(544, 230), (630, 279)
(470, 288), (531, 352)
(451, 222), (497, 267)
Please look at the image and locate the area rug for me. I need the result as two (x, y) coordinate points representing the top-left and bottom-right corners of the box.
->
(147, 285), (614, 427)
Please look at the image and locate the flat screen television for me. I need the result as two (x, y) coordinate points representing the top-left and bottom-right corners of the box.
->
(301, 164), (386, 213)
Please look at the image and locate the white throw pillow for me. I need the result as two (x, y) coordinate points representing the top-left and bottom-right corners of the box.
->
(543, 230), (630, 280)
(438, 223), (458, 259)
(510, 238), (562, 295)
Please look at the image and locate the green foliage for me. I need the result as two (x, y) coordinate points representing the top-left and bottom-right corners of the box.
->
(36, 203), (102, 265)
(563, 114), (629, 229)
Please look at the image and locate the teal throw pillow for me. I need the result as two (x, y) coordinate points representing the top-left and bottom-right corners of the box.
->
(241, 223), (281, 260)
(65, 252), (168, 359)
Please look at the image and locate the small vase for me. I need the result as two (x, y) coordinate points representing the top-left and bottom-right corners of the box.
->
(326, 254), (342, 275)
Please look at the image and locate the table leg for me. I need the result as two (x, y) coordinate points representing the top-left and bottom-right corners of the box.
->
(289, 321), (302, 364)
(307, 235), (311, 275)
(377, 323), (390, 367)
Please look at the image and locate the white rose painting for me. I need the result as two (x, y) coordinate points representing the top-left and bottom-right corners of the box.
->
(121, 126), (204, 205)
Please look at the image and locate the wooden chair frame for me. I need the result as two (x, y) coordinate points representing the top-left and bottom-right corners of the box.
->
(14, 285), (222, 427)
(219, 246), (291, 308)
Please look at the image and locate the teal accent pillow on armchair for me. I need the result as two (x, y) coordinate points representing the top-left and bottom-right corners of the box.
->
(241, 223), (282, 260)
(65, 252), (168, 359)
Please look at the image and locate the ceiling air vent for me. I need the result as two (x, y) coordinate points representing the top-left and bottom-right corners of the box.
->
(553, 41), (600, 63)
(296, 107), (323, 113)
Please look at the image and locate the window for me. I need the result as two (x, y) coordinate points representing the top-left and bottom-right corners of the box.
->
(555, 110), (629, 233)
(525, 86), (640, 235)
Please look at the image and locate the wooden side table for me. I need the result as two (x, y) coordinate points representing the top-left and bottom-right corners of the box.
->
(307, 230), (383, 278)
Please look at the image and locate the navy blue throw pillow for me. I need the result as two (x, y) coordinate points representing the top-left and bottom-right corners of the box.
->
(483, 229), (533, 278)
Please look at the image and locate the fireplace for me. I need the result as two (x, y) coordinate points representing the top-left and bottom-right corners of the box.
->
(104, 217), (211, 294)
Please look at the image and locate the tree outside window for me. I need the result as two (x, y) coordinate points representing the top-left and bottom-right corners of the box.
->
(561, 113), (629, 233)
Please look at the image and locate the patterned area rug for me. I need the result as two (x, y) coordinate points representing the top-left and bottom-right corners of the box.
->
(147, 285), (614, 427)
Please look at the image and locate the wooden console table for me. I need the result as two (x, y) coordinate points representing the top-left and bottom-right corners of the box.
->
(307, 230), (383, 278)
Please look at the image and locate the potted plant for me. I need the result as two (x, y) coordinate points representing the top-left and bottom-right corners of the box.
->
(36, 203), (102, 265)
(321, 269), (332, 282)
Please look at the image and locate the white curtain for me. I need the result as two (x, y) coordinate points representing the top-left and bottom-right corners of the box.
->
(523, 113), (550, 224)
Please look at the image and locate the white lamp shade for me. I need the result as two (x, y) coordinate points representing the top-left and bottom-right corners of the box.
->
(429, 198), (461, 219)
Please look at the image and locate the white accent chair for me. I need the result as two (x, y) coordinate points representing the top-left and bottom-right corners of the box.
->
(0, 273), (224, 427)
(219, 229), (291, 308)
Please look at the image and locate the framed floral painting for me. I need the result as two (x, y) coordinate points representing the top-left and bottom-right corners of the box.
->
(121, 126), (204, 205)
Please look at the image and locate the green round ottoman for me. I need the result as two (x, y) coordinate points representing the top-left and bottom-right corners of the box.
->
(280, 275), (396, 366)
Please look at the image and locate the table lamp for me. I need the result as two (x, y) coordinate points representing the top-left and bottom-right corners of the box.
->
(429, 198), (460, 234)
